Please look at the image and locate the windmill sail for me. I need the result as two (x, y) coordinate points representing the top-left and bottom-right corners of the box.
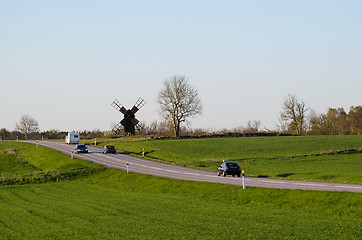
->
(111, 99), (127, 114)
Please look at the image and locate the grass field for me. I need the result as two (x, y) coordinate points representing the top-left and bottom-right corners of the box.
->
(85, 135), (362, 184)
(0, 141), (361, 239)
(0, 141), (105, 185)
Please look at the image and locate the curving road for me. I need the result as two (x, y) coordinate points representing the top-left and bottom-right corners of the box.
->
(28, 141), (362, 193)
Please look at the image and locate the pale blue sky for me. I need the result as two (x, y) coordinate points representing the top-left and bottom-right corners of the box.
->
(1, 0), (361, 131)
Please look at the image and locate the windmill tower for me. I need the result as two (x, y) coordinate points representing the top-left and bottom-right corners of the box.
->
(111, 98), (146, 135)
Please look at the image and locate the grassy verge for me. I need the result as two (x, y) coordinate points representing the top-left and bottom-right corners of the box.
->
(83, 135), (362, 184)
(0, 141), (105, 185)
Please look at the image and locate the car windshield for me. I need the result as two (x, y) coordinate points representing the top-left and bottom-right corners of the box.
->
(77, 145), (86, 149)
(106, 146), (114, 149)
(226, 163), (238, 167)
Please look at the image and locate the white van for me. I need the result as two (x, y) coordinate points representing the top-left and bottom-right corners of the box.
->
(65, 132), (80, 144)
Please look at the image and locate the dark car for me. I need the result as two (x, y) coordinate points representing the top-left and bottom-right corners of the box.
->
(103, 145), (116, 154)
(74, 144), (88, 154)
(217, 162), (241, 177)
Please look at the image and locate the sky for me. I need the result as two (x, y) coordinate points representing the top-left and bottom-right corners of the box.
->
(1, 0), (361, 132)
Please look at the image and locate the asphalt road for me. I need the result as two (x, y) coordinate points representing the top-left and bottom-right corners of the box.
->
(28, 140), (362, 193)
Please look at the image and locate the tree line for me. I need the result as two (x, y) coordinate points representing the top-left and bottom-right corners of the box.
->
(1, 76), (361, 140)
(308, 106), (361, 135)
(277, 94), (361, 136)
(2, 104), (360, 141)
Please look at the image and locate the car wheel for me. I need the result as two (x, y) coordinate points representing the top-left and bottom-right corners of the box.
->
(232, 175), (235, 177)
(237, 174), (240, 177)
(223, 171), (226, 177)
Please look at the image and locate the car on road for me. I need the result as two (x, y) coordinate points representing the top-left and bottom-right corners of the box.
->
(74, 144), (88, 154)
(217, 162), (241, 177)
(103, 145), (116, 154)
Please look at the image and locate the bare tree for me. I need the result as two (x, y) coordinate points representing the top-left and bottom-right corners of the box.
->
(246, 120), (261, 132)
(308, 110), (329, 135)
(148, 120), (159, 135)
(157, 75), (203, 138)
(137, 121), (147, 135)
(15, 114), (39, 140)
(276, 116), (289, 133)
(280, 94), (308, 135)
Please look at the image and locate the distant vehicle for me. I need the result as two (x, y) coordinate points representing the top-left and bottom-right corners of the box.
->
(74, 144), (88, 154)
(103, 145), (116, 154)
(217, 162), (241, 177)
(65, 132), (80, 144)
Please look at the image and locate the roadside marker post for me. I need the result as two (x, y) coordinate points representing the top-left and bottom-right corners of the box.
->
(36, 141), (38, 147)
(242, 170), (245, 189)
(95, 138), (97, 146)
(142, 148), (144, 157)
(71, 150), (74, 159)
(127, 161), (129, 174)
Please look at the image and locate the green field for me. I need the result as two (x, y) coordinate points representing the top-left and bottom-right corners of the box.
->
(86, 135), (362, 184)
(0, 141), (105, 185)
(0, 141), (361, 239)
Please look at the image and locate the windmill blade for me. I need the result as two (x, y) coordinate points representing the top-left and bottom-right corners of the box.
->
(112, 122), (123, 132)
(111, 99), (122, 111)
(131, 98), (146, 114)
(111, 99), (127, 114)
(131, 105), (139, 114)
(131, 117), (139, 125)
(120, 106), (127, 114)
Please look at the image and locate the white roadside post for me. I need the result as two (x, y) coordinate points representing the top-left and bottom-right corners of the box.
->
(142, 148), (144, 157)
(242, 170), (245, 190)
(127, 161), (129, 174)
(36, 140), (38, 147)
(71, 150), (74, 159)
(95, 138), (97, 146)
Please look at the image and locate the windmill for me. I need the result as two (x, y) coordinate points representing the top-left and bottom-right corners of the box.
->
(111, 98), (146, 135)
